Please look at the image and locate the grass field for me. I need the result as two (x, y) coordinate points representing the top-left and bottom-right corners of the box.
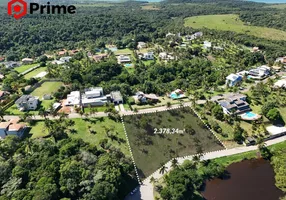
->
(184, 14), (286, 41)
(31, 81), (63, 98)
(141, 4), (160, 10)
(24, 67), (47, 79)
(123, 107), (224, 179)
(265, 4), (286, 9)
(15, 64), (38, 73)
(30, 118), (129, 155)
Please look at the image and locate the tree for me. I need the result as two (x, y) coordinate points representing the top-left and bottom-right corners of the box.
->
(266, 108), (281, 121)
(171, 158), (178, 169)
(159, 165), (168, 174)
(233, 123), (244, 143)
(166, 102), (171, 108)
(212, 104), (224, 120)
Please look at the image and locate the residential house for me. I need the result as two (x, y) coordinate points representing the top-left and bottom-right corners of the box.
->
(0, 57), (5, 62)
(275, 56), (286, 64)
(110, 91), (123, 105)
(43, 94), (52, 100)
(226, 74), (242, 87)
(60, 56), (72, 63)
(117, 55), (131, 64)
(137, 42), (147, 49)
(159, 52), (175, 61)
(81, 87), (108, 107)
(0, 119), (26, 139)
(252, 47), (260, 52)
(133, 91), (159, 103)
(4, 61), (20, 69)
(203, 41), (212, 49)
(185, 32), (203, 41)
(142, 52), (154, 60)
(22, 58), (33, 64)
(166, 32), (175, 37)
(64, 91), (80, 106)
(248, 65), (271, 79)
(0, 74), (4, 81)
(69, 49), (79, 56)
(15, 95), (39, 111)
(274, 79), (286, 89)
(92, 54), (108, 62)
(58, 50), (67, 56)
(214, 93), (250, 115)
(0, 91), (9, 100)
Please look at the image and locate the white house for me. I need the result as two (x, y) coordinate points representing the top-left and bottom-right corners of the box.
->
(81, 87), (107, 107)
(117, 55), (131, 64)
(166, 32), (175, 37)
(274, 79), (286, 89)
(22, 58), (33, 64)
(159, 52), (175, 61)
(142, 52), (154, 60)
(59, 56), (72, 63)
(275, 56), (286, 64)
(185, 32), (203, 41)
(137, 42), (147, 49)
(226, 74), (242, 87)
(110, 91), (123, 105)
(15, 95), (39, 111)
(4, 61), (20, 69)
(203, 41), (212, 49)
(248, 65), (271, 79)
(65, 91), (80, 106)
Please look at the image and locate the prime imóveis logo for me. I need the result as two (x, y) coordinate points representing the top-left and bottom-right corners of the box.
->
(7, 0), (76, 20)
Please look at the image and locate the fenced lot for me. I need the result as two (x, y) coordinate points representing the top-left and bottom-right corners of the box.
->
(123, 107), (224, 179)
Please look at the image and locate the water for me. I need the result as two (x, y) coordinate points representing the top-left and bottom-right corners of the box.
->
(245, 111), (256, 118)
(124, 63), (133, 67)
(202, 159), (284, 200)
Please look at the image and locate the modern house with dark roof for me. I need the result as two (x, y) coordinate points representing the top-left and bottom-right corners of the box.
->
(215, 93), (251, 115)
(15, 95), (39, 111)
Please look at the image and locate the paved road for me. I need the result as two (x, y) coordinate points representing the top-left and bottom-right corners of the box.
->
(125, 135), (286, 200)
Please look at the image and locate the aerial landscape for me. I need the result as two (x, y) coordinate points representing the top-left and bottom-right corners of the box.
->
(0, 0), (286, 199)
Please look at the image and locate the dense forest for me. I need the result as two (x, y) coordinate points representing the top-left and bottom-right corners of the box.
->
(0, 118), (137, 199)
(1, 0), (286, 58)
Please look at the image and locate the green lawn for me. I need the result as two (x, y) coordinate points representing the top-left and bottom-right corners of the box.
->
(24, 67), (47, 79)
(123, 107), (224, 179)
(31, 81), (63, 98)
(214, 140), (286, 166)
(184, 14), (286, 41)
(30, 118), (129, 155)
(114, 48), (132, 55)
(15, 63), (38, 73)
(265, 4), (286, 9)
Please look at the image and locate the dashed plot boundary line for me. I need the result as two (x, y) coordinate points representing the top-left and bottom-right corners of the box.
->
(122, 103), (227, 182)
(120, 116), (142, 185)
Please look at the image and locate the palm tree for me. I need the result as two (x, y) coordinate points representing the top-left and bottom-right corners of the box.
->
(149, 176), (156, 184)
(159, 164), (168, 174)
(171, 158), (178, 169)
(166, 102), (171, 108)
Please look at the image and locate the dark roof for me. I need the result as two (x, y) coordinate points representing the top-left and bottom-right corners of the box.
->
(15, 95), (37, 104)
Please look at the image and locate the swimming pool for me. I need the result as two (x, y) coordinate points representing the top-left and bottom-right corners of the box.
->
(109, 47), (118, 52)
(124, 63), (133, 67)
(170, 93), (181, 99)
(241, 111), (260, 120)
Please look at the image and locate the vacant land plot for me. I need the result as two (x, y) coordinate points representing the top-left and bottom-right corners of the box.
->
(30, 118), (129, 155)
(24, 67), (47, 79)
(184, 14), (286, 41)
(265, 4), (286, 9)
(141, 4), (160, 10)
(123, 107), (224, 179)
(31, 81), (63, 98)
(15, 63), (38, 73)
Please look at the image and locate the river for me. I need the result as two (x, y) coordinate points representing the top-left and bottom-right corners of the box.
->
(202, 159), (284, 200)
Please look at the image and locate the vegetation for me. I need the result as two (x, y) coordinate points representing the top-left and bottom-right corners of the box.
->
(123, 107), (224, 179)
(185, 14), (286, 41)
(0, 135), (137, 199)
